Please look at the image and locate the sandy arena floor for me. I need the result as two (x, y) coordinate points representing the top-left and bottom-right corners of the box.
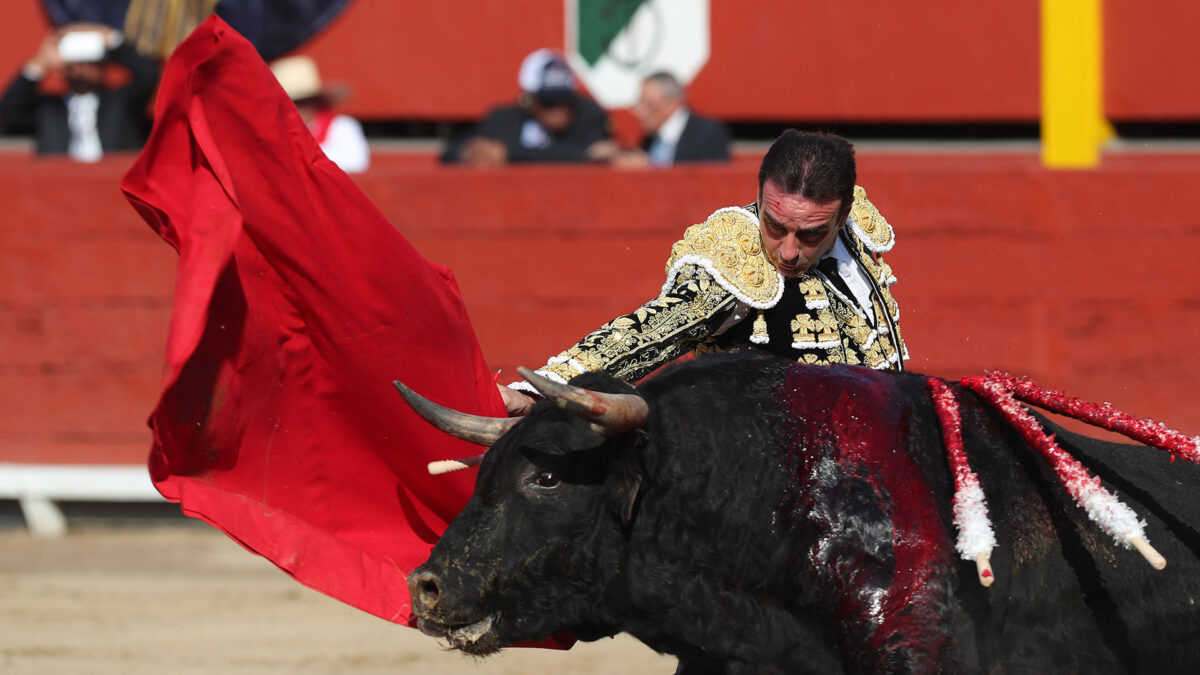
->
(0, 524), (678, 674)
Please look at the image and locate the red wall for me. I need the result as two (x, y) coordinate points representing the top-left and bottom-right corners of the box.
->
(0, 154), (175, 464)
(298, 0), (1041, 121)
(1105, 0), (1200, 120)
(291, 0), (1200, 121)
(693, 1), (1039, 121)
(3, 1), (1199, 122)
(0, 2), (51, 74)
(3, 149), (1199, 465)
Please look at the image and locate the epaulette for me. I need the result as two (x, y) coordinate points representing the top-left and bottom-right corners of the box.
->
(847, 186), (895, 253)
(663, 207), (783, 308)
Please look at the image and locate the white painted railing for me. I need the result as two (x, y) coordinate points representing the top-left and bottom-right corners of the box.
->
(0, 463), (164, 537)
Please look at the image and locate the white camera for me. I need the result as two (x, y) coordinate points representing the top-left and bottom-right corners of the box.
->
(58, 31), (107, 63)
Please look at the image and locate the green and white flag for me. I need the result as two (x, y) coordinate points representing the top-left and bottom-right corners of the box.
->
(565, 0), (711, 108)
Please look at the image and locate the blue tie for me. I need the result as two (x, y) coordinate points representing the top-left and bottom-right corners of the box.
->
(648, 136), (674, 166)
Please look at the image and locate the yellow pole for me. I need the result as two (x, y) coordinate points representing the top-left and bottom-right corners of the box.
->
(1041, 0), (1114, 168)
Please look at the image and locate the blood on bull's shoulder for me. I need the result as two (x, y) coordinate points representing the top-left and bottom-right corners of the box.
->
(399, 351), (1200, 673)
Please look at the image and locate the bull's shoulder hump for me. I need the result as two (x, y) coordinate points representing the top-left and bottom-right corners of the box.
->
(846, 186), (895, 253)
(664, 206), (783, 308)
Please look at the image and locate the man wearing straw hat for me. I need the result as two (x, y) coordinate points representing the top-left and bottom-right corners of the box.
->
(270, 54), (369, 173)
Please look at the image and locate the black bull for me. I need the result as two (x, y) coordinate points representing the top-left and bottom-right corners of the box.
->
(401, 352), (1200, 674)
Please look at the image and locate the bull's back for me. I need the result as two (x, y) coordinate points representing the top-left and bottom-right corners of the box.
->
(956, 398), (1200, 672)
(635, 354), (1200, 671)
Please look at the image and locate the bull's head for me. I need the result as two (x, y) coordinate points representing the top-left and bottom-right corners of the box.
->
(396, 369), (649, 653)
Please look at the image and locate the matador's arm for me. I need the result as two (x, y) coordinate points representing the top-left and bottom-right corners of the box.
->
(512, 264), (739, 389)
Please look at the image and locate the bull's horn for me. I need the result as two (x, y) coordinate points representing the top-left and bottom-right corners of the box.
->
(393, 381), (518, 447)
(515, 367), (648, 434)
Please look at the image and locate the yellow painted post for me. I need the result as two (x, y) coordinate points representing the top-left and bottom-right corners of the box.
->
(1041, 0), (1114, 168)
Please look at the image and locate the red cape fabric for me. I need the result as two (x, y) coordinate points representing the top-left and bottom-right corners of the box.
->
(121, 17), (503, 626)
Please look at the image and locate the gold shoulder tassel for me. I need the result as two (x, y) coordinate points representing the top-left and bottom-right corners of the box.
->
(750, 310), (769, 344)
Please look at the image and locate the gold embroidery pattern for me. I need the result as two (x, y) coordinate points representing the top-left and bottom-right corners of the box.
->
(790, 309), (840, 348)
(535, 194), (908, 382)
(665, 209), (781, 306)
(848, 186), (895, 252)
(786, 265), (904, 371)
(791, 314), (815, 344)
(797, 277), (828, 307)
(842, 311), (877, 349)
(828, 298), (888, 369)
(541, 265), (737, 383)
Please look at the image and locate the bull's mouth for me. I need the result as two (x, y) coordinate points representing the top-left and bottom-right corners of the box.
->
(417, 613), (502, 654)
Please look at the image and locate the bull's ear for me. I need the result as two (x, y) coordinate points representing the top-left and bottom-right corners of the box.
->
(611, 432), (646, 527)
(616, 473), (641, 527)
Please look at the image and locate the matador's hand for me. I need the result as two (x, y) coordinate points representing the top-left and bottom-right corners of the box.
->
(497, 384), (535, 417)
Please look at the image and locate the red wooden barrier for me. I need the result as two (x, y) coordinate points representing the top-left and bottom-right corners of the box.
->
(2, 149), (1199, 464)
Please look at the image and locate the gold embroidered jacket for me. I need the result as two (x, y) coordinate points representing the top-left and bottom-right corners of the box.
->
(526, 186), (908, 386)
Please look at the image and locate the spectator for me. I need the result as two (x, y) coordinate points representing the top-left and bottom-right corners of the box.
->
(614, 71), (730, 168)
(441, 48), (611, 166)
(0, 23), (159, 160)
(270, 55), (369, 173)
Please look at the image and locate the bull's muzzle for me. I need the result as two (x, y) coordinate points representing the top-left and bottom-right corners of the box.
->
(407, 565), (502, 652)
(408, 566), (442, 617)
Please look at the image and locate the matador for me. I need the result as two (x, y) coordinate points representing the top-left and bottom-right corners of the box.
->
(508, 131), (908, 404)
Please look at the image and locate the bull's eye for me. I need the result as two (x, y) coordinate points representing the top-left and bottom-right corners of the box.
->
(534, 471), (560, 489)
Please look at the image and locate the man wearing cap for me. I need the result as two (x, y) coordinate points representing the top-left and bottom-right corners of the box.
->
(270, 55), (369, 173)
(441, 48), (611, 166)
(500, 130), (908, 414)
(0, 23), (159, 160)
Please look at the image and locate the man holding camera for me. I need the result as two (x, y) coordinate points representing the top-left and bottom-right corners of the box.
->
(0, 23), (159, 160)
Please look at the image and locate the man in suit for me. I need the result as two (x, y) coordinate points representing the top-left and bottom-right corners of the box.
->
(614, 71), (731, 168)
(0, 23), (159, 160)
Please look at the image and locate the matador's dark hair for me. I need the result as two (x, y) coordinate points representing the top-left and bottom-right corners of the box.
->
(757, 130), (856, 208)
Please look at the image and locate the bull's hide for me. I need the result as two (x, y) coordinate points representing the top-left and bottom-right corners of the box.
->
(408, 352), (1200, 674)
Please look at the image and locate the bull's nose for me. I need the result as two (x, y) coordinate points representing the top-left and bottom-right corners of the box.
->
(407, 567), (442, 615)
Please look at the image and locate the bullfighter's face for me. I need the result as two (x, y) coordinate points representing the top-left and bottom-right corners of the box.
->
(757, 179), (846, 278)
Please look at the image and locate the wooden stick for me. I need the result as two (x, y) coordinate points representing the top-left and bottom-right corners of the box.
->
(427, 454), (484, 475)
(1130, 537), (1167, 570)
(975, 554), (995, 587)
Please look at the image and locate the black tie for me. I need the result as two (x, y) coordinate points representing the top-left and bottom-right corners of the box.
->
(816, 257), (855, 303)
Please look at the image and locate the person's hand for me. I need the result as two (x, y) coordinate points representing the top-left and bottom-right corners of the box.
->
(497, 384), (535, 417)
(585, 139), (618, 162)
(62, 22), (118, 42)
(611, 148), (650, 169)
(462, 137), (508, 166)
(27, 29), (65, 75)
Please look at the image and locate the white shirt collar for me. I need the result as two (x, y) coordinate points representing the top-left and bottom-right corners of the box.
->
(828, 235), (856, 268)
(656, 106), (690, 147)
(822, 234), (877, 324)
